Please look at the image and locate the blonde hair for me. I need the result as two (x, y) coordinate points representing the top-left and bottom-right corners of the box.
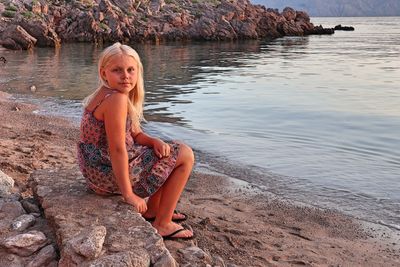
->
(83, 42), (145, 132)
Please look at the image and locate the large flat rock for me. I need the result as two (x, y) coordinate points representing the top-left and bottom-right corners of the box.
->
(30, 167), (175, 267)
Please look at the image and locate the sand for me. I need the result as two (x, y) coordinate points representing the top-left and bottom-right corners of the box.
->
(1, 91), (399, 266)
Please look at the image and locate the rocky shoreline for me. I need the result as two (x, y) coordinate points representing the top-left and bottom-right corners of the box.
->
(0, 0), (335, 50)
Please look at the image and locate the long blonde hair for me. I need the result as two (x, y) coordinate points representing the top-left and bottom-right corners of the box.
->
(83, 42), (145, 132)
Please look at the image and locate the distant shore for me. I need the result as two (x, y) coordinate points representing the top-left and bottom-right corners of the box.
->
(0, 91), (399, 266)
(0, 0), (335, 51)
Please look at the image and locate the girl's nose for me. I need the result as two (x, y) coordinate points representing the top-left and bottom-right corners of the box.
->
(122, 70), (129, 78)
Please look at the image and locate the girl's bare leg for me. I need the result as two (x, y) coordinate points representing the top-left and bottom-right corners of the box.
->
(143, 187), (162, 218)
(144, 189), (187, 220)
(152, 143), (194, 237)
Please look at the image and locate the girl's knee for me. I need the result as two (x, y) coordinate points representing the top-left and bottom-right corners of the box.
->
(177, 143), (194, 166)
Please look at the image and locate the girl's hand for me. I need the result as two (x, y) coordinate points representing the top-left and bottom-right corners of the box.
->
(152, 138), (171, 158)
(123, 194), (147, 214)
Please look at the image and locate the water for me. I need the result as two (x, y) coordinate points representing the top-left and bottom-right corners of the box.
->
(1, 17), (399, 230)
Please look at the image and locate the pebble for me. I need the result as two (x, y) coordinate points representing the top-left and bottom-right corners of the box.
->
(26, 245), (57, 267)
(11, 214), (36, 231)
(1, 230), (48, 256)
(70, 225), (107, 259)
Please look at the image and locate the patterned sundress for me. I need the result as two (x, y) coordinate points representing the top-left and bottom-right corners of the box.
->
(77, 91), (180, 198)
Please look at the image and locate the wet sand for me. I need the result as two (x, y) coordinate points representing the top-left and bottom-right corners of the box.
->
(1, 91), (399, 266)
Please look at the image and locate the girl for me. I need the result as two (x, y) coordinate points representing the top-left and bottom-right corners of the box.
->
(77, 42), (194, 240)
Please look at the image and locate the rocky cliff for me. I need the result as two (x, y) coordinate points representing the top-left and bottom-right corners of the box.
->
(0, 0), (325, 50)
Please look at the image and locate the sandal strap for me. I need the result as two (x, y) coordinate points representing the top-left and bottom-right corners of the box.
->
(165, 228), (186, 238)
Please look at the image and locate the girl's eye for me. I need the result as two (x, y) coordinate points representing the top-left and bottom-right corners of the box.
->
(128, 68), (135, 73)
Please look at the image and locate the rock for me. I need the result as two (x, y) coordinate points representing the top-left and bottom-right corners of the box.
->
(111, 0), (135, 12)
(0, 199), (26, 221)
(212, 255), (226, 267)
(69, 226), (107, 259)
(26, 245), (57, 267)
(0, 25), (37, 50)
(308, 25), (335, 35)
(236, 21), (258, 39)
(178, 246), (212, 265)
(152, 251), (176, 267)
(150, 0), (165, 14)
(21, 197), (41, 214)
(30, 168), (175, 266)
(18, 19), (60, 47)
(0, 230), (48, 256)
(47, 261), (59, 267)
(31, 0), (42, 14)
(295, 11), (310, 22)
(334, 24), (355, 31)
(11, 214), (36, 231)
(280, 20), (304, 35)
(30, 85), (37, 93)
(0, 0), (330, 47)
(0, 169), (14, 196)
(89, 251), (150, 267)
(282, 7), (296, 21)
(0, 38), (21, 50)
(0, 253), (24, 267)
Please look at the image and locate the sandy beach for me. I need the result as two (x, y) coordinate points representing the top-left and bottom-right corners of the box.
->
(1, 91), (399, 266)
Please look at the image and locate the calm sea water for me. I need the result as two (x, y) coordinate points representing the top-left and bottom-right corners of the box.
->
(1, 17), (399, 230)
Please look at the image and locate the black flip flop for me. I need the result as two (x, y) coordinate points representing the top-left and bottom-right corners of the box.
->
(162, 227), (195, 241)
(144, 210), (188, 222)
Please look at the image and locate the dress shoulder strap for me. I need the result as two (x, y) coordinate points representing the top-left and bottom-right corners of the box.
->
(91, 89), (118, 113)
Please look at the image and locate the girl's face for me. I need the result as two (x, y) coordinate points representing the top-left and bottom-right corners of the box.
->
(101, 54), (138, 94)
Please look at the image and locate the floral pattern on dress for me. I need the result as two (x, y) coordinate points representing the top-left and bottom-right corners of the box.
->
(77, 108), (180, 198)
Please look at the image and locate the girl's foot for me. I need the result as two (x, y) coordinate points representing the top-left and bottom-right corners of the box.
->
(143, 210), (188, 222)
(153, 222), (194, 240)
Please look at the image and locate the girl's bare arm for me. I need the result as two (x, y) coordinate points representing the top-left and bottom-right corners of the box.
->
(104, 94), (147, 212)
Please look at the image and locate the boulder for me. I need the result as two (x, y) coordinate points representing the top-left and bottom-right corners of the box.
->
(58, 10), (99, 42)
(69, 226), (106, 260)
(0, 38), (20, 50)
(334, 24), (355, 31)
(31, 0), (42, 14)
(0, 170), (14, 196)
(178, 246), (213, 265)
(0, 199), (26, 226)
(295, 11), (310, 22)
(279, 20), (304, 36)
(0, 230), (48, 256)
(26, 245), (57, 267)
(21, 197), (41, 214)
(256, 12), (281, 39)
(0, 25), (36, 50)
(18, 19), (60, 47)
(282, 7), (296, 21)
(30, 167), (176, 266)
(308, 25), (335, 35)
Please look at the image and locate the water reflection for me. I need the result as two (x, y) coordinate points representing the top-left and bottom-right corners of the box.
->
(1, 40), (278, 124)
(137, 40), (265, 122)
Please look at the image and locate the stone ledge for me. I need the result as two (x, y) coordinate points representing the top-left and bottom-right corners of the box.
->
(29, 167), (176, 267)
